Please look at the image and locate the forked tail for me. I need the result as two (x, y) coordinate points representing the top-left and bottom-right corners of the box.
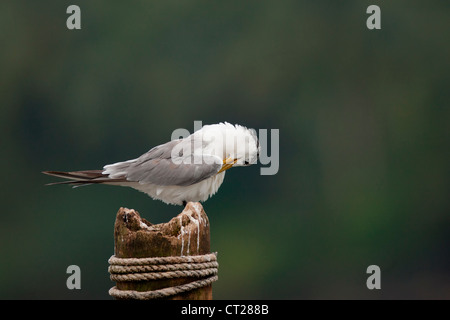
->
(42, 170), (125, 186)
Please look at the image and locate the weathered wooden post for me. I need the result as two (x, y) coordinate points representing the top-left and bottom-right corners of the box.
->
(108, 202), (218, 300)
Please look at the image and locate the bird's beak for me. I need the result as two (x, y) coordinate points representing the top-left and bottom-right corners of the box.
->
(218, 157), (238, 173)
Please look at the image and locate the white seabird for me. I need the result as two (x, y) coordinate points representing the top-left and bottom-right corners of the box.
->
(43, 122), (260, 206)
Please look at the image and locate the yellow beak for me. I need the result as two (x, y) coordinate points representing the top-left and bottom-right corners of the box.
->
(217, 157), (238, 173)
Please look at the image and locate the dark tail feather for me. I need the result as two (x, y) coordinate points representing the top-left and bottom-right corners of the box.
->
(42, 170), (126, 186)
(42, 170), (104, 180)
(43, 180), (94, 187)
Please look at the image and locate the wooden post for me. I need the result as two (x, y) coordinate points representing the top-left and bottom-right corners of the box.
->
(111, 202), (213, 300)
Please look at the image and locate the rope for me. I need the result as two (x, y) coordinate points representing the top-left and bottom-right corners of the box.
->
(108, 253), (218, 300)
(109, 276), (219, 300)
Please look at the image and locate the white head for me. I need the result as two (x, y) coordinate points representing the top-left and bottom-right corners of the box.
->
(196, 122), (260, 167)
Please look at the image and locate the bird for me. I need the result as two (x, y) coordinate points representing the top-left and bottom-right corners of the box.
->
(43, 122), (260, 206)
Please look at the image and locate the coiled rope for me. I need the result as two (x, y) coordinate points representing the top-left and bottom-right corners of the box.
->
(108, 253), (218, 300)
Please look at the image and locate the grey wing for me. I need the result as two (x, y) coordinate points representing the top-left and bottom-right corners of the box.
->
(103, 139), (223, 186)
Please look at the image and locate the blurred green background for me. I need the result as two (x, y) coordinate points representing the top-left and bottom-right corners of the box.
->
(1, 1), (449, 299)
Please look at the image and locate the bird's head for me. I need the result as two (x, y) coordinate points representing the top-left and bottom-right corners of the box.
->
(197, 122), (260, 170)
(230, 126), (260, 167)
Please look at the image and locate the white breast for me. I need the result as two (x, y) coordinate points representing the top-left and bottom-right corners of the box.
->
(125, 172), (226, 205)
